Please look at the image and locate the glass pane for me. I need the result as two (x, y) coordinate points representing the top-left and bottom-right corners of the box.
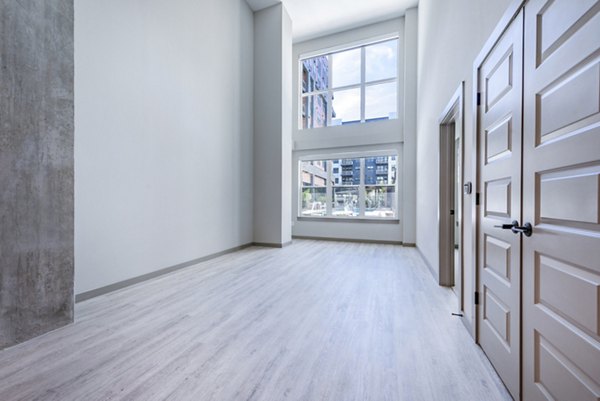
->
(332, 158), (360, 186)
(332, 187), (359, 217)
(331, 88), (360, 126)
(364, 156), (397, 185)
(301, 160), (328, 187)
(300, 160), (328, 217)
(365, 39), (398, 82)
(365, 186), (396, 218)
(301, 56), (330, 93)
(331, 48), (361, 88)
(331, 158), (359, 217)
(301, 94), (330, 129)
(365, 82), (397, 122)
(301, 187), (327, 216)
(313, 93), (328, 128)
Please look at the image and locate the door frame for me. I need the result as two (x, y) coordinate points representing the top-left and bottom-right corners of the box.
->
(471, 0), (526, 343)
(438, 83), (465, 306)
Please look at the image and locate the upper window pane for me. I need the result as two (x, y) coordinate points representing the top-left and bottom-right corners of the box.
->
(365, 82), (397, 122)
(299, 36), (399, 130)
(366, 39), (398, 82)
(331, 48), (361, 88)
(302, 56), (330, 94)
(331, 88), (361, 126)
(302, 94), (329, 129)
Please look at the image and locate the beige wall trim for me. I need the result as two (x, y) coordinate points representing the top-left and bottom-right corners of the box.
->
(416, 246), (438, 281)
(252, 241), (293, 248)
(76, 243), (254, 302)
(297, 217), (400, 224)
(403, 243), (416, 247)
(293, 235), (403, 246)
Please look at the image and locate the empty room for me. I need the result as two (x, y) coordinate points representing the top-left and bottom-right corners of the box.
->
(0, 0), (598, 400)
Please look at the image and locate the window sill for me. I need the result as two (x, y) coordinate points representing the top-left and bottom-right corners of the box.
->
(297, 216), (400, 224)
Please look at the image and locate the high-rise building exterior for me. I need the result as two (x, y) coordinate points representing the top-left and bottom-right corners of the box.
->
(331, 156), (397, 186)
(301, 57), (330, 129)
(365, 156), (397, 185)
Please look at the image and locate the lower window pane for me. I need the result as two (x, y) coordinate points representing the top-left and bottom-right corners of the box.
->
(365, 186), (396, 218)
(301, 160), (328, 216)
(332, 187), (359, 217)
(301, 187), (327, 216)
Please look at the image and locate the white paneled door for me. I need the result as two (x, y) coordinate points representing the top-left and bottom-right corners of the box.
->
(522, 0), (600, 400)
(477, 10), (524, 400)
(477, 1), (600, 400)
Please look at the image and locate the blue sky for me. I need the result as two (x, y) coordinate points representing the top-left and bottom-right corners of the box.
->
(331, 39), (397, 122)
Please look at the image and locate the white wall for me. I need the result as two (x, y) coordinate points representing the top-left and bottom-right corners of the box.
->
(403, 8), (418, 245)
(416, 0), (513, 324)
(253, 3), (293, 245)
(282, 5), (293, 245)
(292, 18), (414, 243)
(74, 0), (254, 295)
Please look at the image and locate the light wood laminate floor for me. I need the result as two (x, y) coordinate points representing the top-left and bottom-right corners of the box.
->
(0, 240), (512, 401)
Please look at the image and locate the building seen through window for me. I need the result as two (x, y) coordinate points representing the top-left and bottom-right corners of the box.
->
(300, 156), (397, 218)
(300, 38), (398, 129)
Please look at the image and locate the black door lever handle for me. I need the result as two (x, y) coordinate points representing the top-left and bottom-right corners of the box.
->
(494, 220), (533, 237)
(494, 220), (519, 230)
(512, 222), (533, 237)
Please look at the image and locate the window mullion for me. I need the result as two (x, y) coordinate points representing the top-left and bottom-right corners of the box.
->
(329, 82), (362, 92)
(326, 160), (333, 217)
(364, 77), (397, 87)
(301, 89), (328, 97)
(327, 54), (333, 127)
(359, 158), (366, 217)
(360, 46), (366, 123)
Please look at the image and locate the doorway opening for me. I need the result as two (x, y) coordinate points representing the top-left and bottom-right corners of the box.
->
(438, 83), (465, 313)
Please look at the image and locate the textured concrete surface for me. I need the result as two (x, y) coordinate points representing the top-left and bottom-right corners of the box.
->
(0, 0), (74, 349)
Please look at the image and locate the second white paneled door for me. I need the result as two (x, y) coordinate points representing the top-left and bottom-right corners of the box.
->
(522, 0), (600, 400)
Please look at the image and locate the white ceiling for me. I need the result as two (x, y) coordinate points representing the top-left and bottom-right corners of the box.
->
(245, 0), (418, 42)
(245, 0), (281, 13)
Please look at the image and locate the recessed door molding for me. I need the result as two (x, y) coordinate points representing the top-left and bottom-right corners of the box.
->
(438, 83), (465, 318)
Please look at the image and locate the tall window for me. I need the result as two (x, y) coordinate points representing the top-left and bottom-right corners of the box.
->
(300, 155), (398, 219)
(300, 38), (398, 129)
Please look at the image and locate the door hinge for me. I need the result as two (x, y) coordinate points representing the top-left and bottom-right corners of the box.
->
(476, 192), (480, 206)
(477, 92), (481, 106)
(474, 291), (480, 305)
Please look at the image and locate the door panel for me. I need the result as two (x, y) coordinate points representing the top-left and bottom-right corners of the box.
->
(523, 1), (600, 400)
(478, 10), (524, 400)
